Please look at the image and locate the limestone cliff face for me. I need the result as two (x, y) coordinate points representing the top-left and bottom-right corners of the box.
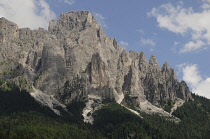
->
(0, 11), (192, 108)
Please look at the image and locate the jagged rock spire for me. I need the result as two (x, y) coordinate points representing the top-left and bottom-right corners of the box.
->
(139, 52), (148, 73)
(149, 55), (160, 72)
(139, 52), (147, 63)
(161, 61), (169, 72)
(0, 17), (19, 43)
(48, 20), (55, 31)
(149, 55), (158, 65)
(161, 61), (177, 80)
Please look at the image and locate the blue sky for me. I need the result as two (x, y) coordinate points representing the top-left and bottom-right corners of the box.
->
(0, 0), (210, 98)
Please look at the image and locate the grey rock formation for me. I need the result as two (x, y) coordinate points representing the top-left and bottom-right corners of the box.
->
(0, 17), (19, 43)
(0, 11), (192, 113)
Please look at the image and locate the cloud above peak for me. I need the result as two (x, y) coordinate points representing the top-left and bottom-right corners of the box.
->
(0, 0), (56, 29)
(61, 0), (75, 5)
(140, 38), (156, 46)
(149, 1), (210, 53)
(179, 64), (210, 99)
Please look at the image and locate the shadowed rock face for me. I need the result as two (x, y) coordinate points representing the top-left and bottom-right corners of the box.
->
(0, 11), (192, 107)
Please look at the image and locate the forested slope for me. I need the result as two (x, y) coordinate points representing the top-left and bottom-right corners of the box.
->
(0, 81), (210, 139)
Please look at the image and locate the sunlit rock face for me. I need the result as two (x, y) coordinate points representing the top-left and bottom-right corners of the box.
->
(0, 11), (192, 110)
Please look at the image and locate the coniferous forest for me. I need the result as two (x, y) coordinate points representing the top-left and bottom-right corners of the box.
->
(0, 81), (210, 139)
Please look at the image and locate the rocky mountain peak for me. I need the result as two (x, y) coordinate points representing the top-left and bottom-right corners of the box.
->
(57, 11), (99, 31)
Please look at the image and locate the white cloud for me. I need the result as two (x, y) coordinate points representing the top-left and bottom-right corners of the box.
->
(119, 41), (128, 47)
(201, 3), (210, 9)
(179, 64), (210, 99)
(140, 38), (156, 46)
(182, 64), (202, 87)
(150, 48), (154, 52)
(62, 0), (75, 5)
(203, 0), (210, 4)
(174, 41), (181, 46)
(180, 40), (206, 53)
(149, 1), (210, 53)
(93, 13), (107, 28)
(0, 0), (56, 29)
(136, 29), (144, 34)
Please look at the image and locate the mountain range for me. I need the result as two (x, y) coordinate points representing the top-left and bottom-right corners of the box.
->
(0, 11), (210, 138)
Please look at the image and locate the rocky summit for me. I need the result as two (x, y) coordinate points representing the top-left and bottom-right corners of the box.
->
(0, 11), (192, 119)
